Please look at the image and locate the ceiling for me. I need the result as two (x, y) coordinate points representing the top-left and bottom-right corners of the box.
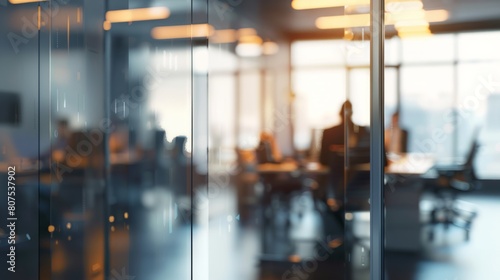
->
(102, 0), (500, 42)
(230, 0), (500, 40)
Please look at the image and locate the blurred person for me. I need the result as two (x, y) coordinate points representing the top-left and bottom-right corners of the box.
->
(318, 100), (372, 235)
(256, 131), (283, 164)
(40, 119), (71, 164)
(385, 111), (408, 155)
(109, 120), (131, 154)
(319, 100), (369, 166)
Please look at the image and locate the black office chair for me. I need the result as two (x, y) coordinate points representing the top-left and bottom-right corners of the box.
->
(427, 141), (480, 241)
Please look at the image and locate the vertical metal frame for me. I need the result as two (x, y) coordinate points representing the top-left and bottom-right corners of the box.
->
(370, 0), (385, 279)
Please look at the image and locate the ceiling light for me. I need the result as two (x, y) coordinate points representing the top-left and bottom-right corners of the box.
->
(103, 21), (112, 31)
(292, 0), (420, 10)
(316, 14), (371, 29)
(394, 19), (429, 29)
(292, 0), (369, 10)
(236, 43), (262, 58)
(239, 34), (263, 44)
(152, 24), (214, 40)
(317, 9), (448, 29)
(106, 7), (170, 23)
(425, 9), (449, 22)
(8, 0), (45, 4)
(238, 28), (258, 37)
(211, 29), (238, 44)
(386, 1), (423, 13)
(398, 29), (432, 38)
(262, 41), (279, 55)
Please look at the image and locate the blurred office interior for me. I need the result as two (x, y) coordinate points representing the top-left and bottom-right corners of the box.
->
(0, 0), (500, 279)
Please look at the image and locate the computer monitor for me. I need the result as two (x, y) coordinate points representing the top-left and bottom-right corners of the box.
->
(0, 92), (21, 125)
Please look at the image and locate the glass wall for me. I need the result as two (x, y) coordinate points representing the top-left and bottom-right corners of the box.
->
(0, 2), (40, 279)
(384, 5), (500, 279)
(1, 0), (500, 280)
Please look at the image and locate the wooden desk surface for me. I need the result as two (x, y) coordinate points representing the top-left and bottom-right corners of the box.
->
(256, 153), (434, 176)
(257, 162), (329, 175)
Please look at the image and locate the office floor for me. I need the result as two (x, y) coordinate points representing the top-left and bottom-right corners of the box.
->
(43, 182), (500, 280)
(216, 188), (500, 280)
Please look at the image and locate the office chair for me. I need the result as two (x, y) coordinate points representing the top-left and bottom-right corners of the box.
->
(427, 141), (480, 242)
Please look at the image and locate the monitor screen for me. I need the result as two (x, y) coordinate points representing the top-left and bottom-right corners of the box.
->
(0, 92), (21, 125)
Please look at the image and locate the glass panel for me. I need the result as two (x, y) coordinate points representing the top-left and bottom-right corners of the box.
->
(385, 2), (500, 279)
(292, 40), (346, 67)
(400, 65), (454, 158)
(45, 1), (108, 279)
(209, 73), (237, 161)
(401, 34), (455, 63)
(349, 69), (371, 126)
(0, 2), (40, 279)
(207, 1), (374, 279)
(292, 68), (347, 150)
(103, 1), (195, 279)
(238, 71), (261, 149)
(385, 37), (401, 66)
(458, 31), (500, 61)
(384, 67), (399, 127)
(457, 62), (500, 179)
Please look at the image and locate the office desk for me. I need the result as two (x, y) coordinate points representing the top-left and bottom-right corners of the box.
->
(257, 162), (329, 175)
(384, 154), (433, 251)
(254, 154), (434, 253)
(255, 162), (329, 260)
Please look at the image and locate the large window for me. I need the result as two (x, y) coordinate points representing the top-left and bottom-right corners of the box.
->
(292, 31), (500, 164)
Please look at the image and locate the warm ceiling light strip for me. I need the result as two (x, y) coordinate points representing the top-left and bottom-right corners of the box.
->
(398, 29), (432, 38)
(151, 24), (214, 40)
(292, 0), (418, 10)
(211, 29), (239, 44)
(424, 9), (449, 22)
(316, 13), (371, 29)
(292, 0), (369, 10)
(394, 19), (429, 29)
(386, 1), (423, 12)
(388, 9), (426, 22)
(317, 9), (448, 29)
(8, 0), (45, 4)
(106, 7), (170, 23)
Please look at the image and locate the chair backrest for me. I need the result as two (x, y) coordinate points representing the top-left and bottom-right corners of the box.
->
(464, 141), (479, 169)
(451, 129), (481, 191)
(463, 127), (481, 180)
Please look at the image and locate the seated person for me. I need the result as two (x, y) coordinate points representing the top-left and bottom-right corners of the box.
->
(319, 100), (369, 166)
(319, 101), (371, 225)
(384, 112), (408, 155)
(256, 132), (283, 164)
(40, 119), (71, 165)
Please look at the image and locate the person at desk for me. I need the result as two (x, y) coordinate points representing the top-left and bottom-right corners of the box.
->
(256, 132), (283, 164)
(319, 100), (369, 166)
(318, 100), (370, 232)
(40, 119), (72, 165)
(385, 112), (409, 155)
